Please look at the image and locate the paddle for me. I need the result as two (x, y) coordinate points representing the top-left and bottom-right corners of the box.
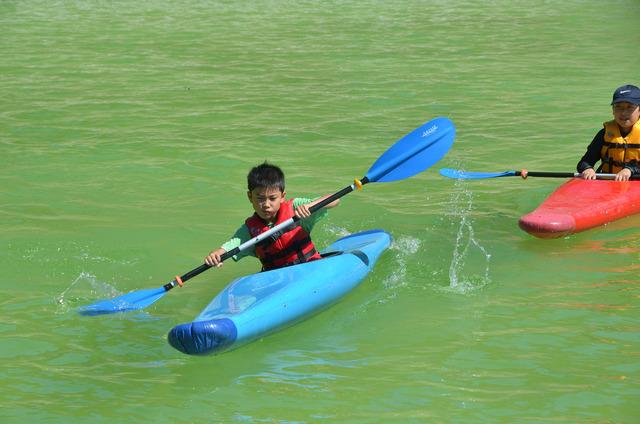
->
(78, 117), (455, 316)
(439, 168), (640, 180)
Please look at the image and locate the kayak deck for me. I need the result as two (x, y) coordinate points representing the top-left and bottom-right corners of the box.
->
(519, 179), (640, 238)
(168, 229), (391, 355)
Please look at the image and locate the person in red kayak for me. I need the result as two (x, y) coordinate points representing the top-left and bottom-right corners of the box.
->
(577, 84), (640, 181)
(204, 162), (340, 271)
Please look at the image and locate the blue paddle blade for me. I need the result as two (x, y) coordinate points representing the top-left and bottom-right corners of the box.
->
(439, 169), (517, 179)
(366, 117), (455, 183)
(77, 287), (167, 316)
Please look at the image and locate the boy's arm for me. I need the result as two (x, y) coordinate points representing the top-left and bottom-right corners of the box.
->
(293, 196), (338, 234)
(293, 194), (340, 218)
(625, 161), (640, 176)
(309, 194), (340, 209)
(577, 129), (605, 173)
(204, 224), (254, 266)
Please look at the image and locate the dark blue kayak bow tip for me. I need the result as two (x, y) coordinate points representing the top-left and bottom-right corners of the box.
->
(439, 168), (517, 180)
(168, 318), (238, 355)
(77, 287), (168, 316)
(366, 117), (455, 183)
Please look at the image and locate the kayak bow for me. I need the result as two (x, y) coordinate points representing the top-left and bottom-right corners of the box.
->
(519, 179), (640, 238)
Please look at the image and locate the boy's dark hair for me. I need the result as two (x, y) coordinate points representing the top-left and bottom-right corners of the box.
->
(247, 162), (285, 192)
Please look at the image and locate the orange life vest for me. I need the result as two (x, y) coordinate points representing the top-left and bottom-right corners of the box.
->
(245, 199), (321, 271)
(600, 120), (640, 173)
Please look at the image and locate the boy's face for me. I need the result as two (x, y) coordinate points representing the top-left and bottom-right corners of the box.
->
(248, 187), (286, 222)
(612, 102), (640, 131)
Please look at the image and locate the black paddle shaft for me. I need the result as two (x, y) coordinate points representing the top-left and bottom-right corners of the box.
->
(518, 171), (576, 178)
(308, 176), (369, 214)
(517, 170), (640, 180)
(164, 176), (371, 290)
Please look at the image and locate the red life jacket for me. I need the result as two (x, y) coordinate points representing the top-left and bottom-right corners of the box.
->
(245, 198), (321, 271)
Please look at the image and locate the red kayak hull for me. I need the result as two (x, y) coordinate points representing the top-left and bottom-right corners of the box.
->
(519, 179), (640, 238)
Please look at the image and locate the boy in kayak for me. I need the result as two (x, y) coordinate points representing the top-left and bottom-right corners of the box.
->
(204, 162), (340, 271)
(577, 84), (640, 181)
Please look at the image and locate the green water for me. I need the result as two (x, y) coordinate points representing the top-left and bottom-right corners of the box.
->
(2, 0), (639, 422)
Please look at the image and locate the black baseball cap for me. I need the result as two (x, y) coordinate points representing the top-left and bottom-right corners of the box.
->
(611, 84), (640, 105)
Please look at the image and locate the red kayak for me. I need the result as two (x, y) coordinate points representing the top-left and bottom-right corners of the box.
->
(519, 178), (640, 238)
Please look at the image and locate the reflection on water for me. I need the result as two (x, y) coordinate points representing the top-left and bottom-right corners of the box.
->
(239, 347), (362, 390)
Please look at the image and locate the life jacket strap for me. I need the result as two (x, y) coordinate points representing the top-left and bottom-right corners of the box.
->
(262, 247), (319, 271)
(602, 141), (640, 149)
(260, 236), (316, 265)
(255, 223), (300, 248)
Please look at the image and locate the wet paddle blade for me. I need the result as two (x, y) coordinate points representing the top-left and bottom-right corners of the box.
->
(439, 169), (517, 179)
(366, 117), (455, 183)
(78, 287), (167, 316)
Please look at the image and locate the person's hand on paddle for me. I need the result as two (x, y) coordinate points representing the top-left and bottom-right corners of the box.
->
(295, 195), (340, 219)
(616, 168), (632, 181)
(294, 203), (312, 219)
(580, 168), (596, 180)
(205, 248), (226, 268)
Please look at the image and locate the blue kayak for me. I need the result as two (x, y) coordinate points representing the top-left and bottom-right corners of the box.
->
(167, 229), (392, 355)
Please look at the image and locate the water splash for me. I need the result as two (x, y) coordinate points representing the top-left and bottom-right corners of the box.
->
(382, 235), (421, 292)
(57, 273), (156, 320)
(355, 235), (422, 310)
(443, 180), (492, 294)
(323, 224), (352, 240)
(55, 272), (122, 314)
